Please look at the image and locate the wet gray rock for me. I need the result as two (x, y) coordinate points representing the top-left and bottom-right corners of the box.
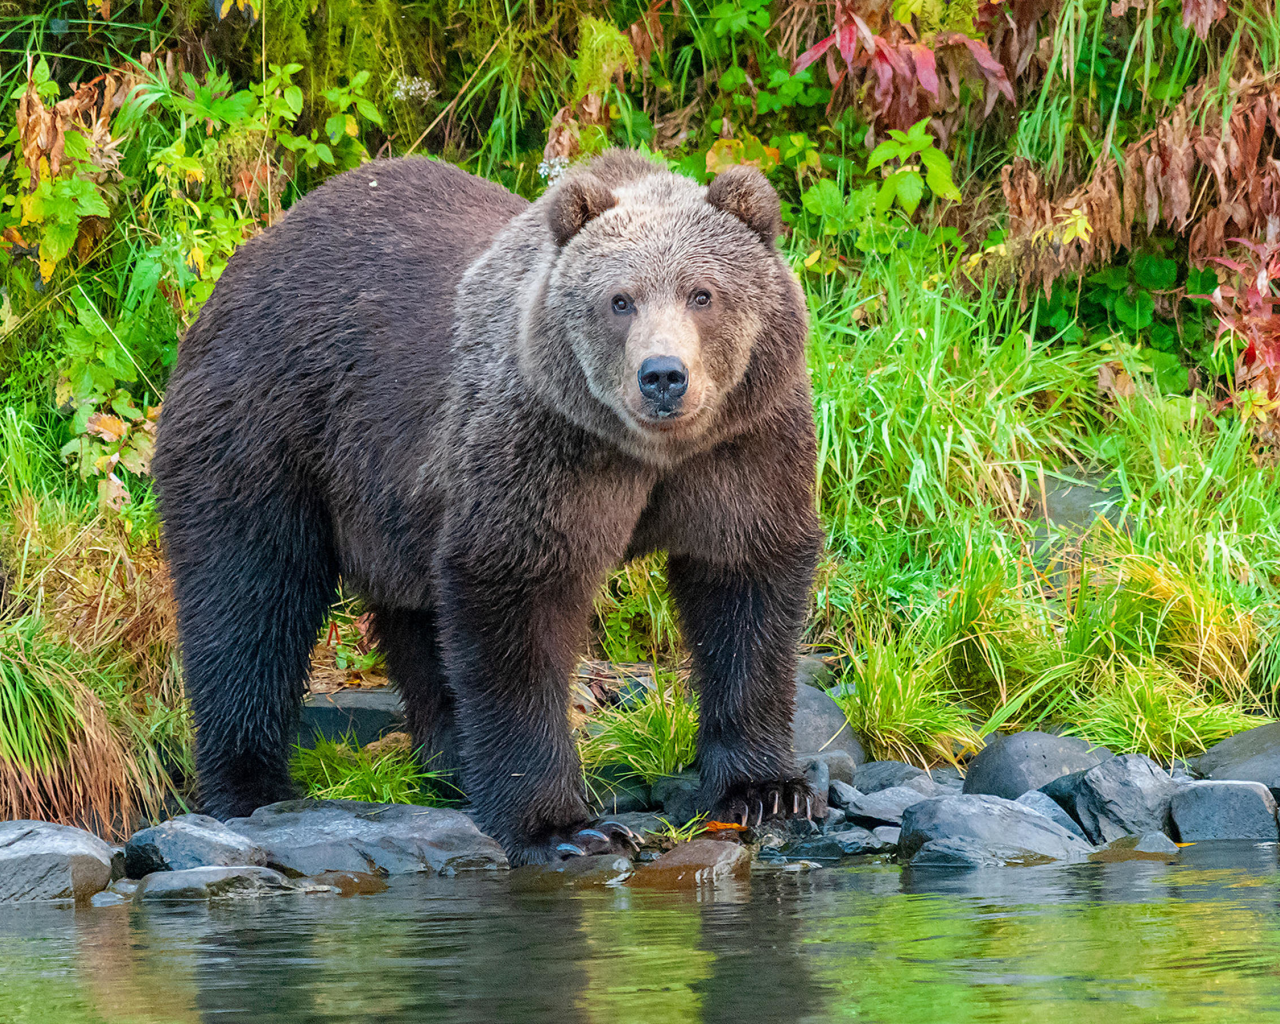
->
(650, 771), (701, 825)
(899, 794), (1093, 866)
(828, 780), (859, 809)
(801, 756), (830, 802)
(843, 786), (927, 828)
(785, 824), (898, 859)
(901, 775), (950, 797)
(1191, 722), (1280, 798)
(516, 854), (635, 890)
(1090, 833), (1180, 862)
(124, 814), (270, 878)
(853, 761), (929, 793)
(1040, 754), (1177, 845)
(873, 826), (901, 847)
(1016, 790), (1089, 842)
(963, 732), (1112, 800)
(791, 681), (865, 763)
(800, 751), (857, 786)
(823, 807), (846, 829)
(225, 800), (507, 876)
(134, 866), (301, 901)
(587, 765), (651, 816)
(0, 821), (114, 902)
(908, 837), (1060, 869)
(1171, 781), (1279, 842)
(631, 839), (750, 887)
(929, 765), (965, 792)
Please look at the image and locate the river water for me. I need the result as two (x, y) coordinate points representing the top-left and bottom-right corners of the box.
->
(5, 843), (1280, 1024)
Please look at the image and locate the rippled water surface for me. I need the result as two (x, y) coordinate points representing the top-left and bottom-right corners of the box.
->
(6, 843), (1280, 1024)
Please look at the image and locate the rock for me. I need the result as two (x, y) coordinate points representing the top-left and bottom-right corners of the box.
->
(843, 786), (928, 828)
(799, 750), (856, 786)
(134, 866), (300, 901)
(0, 821), (114, 902)
(1192, 722), (1280, 798)
(828, 780), (860, 809)
(908, 837), (1060, 869)
(791, 825), (898, 859)
(1040, 754), (1177, 845)
(650, 771), (701, 825)
(929, 765), (965, 791)
(517, 854), (635, 890)
(873, 826), (901, 848)
(1090, 833), (1180, 863)
(225, 800), (507, 876)
(630, 839), (750, 887)
(91, 877), (139, 907)
(801, 756), (830, 801)
(791, 681), (865, 763)
(304, 871), (389, 896)
(299, 687), (406, 749)
(963, 732), (1112, 800)
(853, 761), (929, 793)
(587, 764), (652, 816)
(1171, 781), (1279, 842)
(901, 775), (949, 797)
(124, 814), (270, 878)
(1015, 790), (1090, 842)
(823, 807), (846, 829)
(899, 794), (1093, 865)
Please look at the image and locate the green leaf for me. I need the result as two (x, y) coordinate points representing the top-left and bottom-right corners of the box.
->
(875, 175), (900, 216)
(1133, 254), (1178, 291)
(324, 114), (345, 143)
(355, 97), (382, 125)
(1149, 321), (1180, 353)
(1115, 290), (1155, 330)
(351, 70), (371, 90)
(867, 140), (903, 171)
(284, 85), (303, 115)
(919, 147), (961, 201)
(315, 143), (335, 165)
(1087, 266), (1129, 291)
(893, 170), (925, 216)
(1186, 266), (1218, 295)
(1148, 350), (1189, 393)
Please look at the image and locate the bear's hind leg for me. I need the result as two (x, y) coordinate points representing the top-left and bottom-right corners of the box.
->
(370, 605), (462, 777)
(167, 493), (338, 821)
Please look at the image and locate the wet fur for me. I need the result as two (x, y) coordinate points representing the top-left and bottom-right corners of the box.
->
(153, 152), (821, 864)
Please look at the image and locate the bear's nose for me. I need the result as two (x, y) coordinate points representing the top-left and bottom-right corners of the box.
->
(638, 356), (688, 405)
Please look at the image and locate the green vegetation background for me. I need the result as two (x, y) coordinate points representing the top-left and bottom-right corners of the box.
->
(2, 0), (1280, 829)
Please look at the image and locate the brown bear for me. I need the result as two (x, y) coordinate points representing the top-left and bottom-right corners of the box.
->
(152, 150), (821, 865)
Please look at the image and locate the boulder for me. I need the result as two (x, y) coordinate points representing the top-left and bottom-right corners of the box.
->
(828, 780), (859, 809)
(784, 825), (897, 859)
(587, 765), (652, 816)
(800, 750), (857, 786)
(1089, 833), (1180, 863)
(630, 839), (750, 887)
(0, 821), (114, 902)
(1171, 781), (1279, 842)
(843, 786), (927, 828)
(873, 826), (901, 847)
(1040, 754), (1177, 845)
(963, 732), (1112, 800)
(124, 814), (270, 878)
(225, 800), (507, 876)
(650, 771), (701, 825)
(908, 837), (1061, 869)
(1015, 790), (1089, 842)
(1191, 722), (1280, 798)
(791, 682), (865, 763)
(134, 866), (301, 901)
(516, 854), (635, 890)
(899, 794), (1093, 866)
(929, 765), (965, 792)
(853, 761), (929, 793)
(801, 756), (830, 803)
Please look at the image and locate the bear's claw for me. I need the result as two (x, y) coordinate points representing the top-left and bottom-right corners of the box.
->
(722, 778), (820, 828)
(549, 820), (641, 860)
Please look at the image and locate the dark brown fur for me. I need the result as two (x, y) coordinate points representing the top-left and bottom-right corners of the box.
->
(153, 152), (821, 864)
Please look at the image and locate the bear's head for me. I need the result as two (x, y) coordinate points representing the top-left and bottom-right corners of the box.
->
(521, 151), (807, 465)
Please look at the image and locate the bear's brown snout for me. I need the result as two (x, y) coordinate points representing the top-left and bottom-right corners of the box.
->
(637, 355), (688, 416)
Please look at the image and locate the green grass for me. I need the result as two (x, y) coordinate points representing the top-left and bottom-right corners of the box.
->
(579, 674), (700, 785)
(289, 736), (459, 806)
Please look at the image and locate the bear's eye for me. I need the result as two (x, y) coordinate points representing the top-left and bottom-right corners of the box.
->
(611, 294), (634, 315)
(691, 289), (712, 308)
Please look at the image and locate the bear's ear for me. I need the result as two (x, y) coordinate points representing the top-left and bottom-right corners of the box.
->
(548, 173), (618, 246)
(707, 166), (782, 247)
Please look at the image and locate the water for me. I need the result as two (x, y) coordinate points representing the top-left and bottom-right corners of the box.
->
(6, 844), (1280, 1024)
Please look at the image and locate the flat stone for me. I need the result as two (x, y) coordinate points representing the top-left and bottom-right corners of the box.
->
(1192, 722), (1280, 798)
(799, 750), (857, 786)
(796, 826), (897, 858)
(134, 866), (299, 901)
(1016, 790), (1090, 842)
(1040, 754), (1177, 845)
(908, 837), (1058, 869)
(1090, 833), (1180, 863)
(0, 821), (114, 902)
(901, 775), (950, 797)
(843, 786), (928, 828)
(518, 854), (635, 889)
(1171, 781), (1280, 842)
(303, 871), (389, 896)
(853, 761), (929, 793)
(124, 814), (270, 878)
(929, 765), (965, 791)
(963, 732), (1112, 800)
(650, 771), (700, 825)
(225, 799), (507, 876)
(899, 794), (1093, 865)
(792, 679), (865, 763)
(873, 826), (901, 847)
(630, 839), (749, 887)
(823, 807), (846, 829)
(299, 687), (406, 749)
(828, 780), (860, 809)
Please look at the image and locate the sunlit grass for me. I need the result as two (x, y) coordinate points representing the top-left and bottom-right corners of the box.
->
(289, 735), (459, 806)
(578, 673), (699, 785)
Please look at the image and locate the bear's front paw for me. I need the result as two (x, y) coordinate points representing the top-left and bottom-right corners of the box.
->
(515, 820), (642, 865)
(720, 778), (823, 828)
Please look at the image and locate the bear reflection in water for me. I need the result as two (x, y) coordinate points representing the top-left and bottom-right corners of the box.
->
(153, 150), (821, 866)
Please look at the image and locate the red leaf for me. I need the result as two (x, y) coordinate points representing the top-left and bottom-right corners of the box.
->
(908, 44), (939, 98)
(792, 32), (836, 75)
(940, 33), (1015, 103)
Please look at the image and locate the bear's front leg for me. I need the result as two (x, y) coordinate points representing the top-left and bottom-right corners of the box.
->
(669, 540), (822, 826)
